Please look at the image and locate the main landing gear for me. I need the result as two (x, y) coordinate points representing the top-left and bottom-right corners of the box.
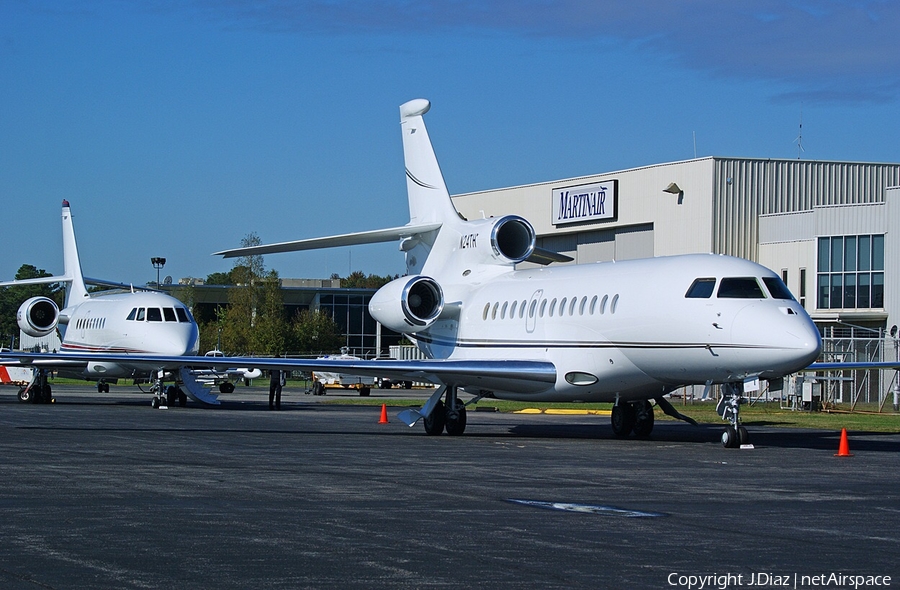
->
(18, 369), (53, 404)
(148, 370), (187, 409)
(609, 396), (699, 439)
(424, 385), (467, 436)
(395, 385), (468, 436)
(610, 400), (655, 437)
(717, 383), (749, 448)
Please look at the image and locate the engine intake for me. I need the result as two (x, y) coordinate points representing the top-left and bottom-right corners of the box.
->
(491, 215), (536, 264)
(369, 276), (443, 334)
(17, 296), (60, 337)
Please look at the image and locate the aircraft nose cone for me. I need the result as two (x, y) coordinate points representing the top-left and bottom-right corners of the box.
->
(794, 316), (823, 367)
(161, 328), (199, 356)
(732, 303), (822, 375)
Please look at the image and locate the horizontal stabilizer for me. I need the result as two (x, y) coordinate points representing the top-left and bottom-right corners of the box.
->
(0, 274), (71, 288)
(214, 223), (442, 258)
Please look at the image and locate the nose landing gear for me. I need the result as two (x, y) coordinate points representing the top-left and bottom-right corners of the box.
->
(717, 383), (750, 448)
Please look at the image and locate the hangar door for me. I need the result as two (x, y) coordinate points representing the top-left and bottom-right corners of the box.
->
(537, 223), (653, 264)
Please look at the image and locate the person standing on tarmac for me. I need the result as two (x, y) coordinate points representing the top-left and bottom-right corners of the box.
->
(269, 369), (284, 410)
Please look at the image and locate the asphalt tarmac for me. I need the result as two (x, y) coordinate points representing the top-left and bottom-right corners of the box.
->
(1, 384), (898, 589)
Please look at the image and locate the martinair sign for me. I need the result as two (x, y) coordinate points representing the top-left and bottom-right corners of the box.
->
(552, 180), (618, 225)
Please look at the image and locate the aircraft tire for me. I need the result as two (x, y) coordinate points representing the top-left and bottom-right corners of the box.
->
(17, 388), (30, 403)
(166, 386), (178, 406)
(151, 397), (160, 409)
(424, 400), (446, 435)
(219, 382), (235, 394)
(313, 381), (325, 396)
(632, 401), (654, 437)
(42, 384), (52, 404)
(611, 403), (636, 437)
(737, 426), (749, 446)
(177, 389), (187, 407)
(445, 402), (467, 436)
(722, 426), (738, 448)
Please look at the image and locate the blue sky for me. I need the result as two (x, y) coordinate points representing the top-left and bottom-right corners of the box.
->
(1, 0), (898, 285)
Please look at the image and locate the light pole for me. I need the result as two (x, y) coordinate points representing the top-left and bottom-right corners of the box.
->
(151, 257), (166, 288)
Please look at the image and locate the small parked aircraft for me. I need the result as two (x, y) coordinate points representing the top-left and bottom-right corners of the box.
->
(0, 201), (218, 407)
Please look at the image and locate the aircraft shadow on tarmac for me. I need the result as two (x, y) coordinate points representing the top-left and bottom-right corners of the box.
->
(8, 395), (899, 453)
(507, 421), (900, 452)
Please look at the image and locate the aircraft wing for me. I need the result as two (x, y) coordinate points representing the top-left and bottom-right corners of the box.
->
(805, 361), (900, 371)
(0, 355), (88, 369)
(213, 223), (443, 258)
(0, 351), (557, 395)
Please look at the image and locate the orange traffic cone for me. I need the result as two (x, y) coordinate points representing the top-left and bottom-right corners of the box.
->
(835, 428), (853, 457)
(379, 403), (389, 424)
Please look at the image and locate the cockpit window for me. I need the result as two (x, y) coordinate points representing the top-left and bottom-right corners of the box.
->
(686, 278), (716, 298)
(717, 277), (766, 299)
(126, 308), (137, 321)
(163, 308), (177, 322)
(147, 308), (163, 322)
(136, 308), (145, 321)
(762, 277), (795, 300)
(176, 308), (190, 323)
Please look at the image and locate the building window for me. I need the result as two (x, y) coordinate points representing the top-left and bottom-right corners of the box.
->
(799, 268), (807, 309)
(817, 235), (884, 309)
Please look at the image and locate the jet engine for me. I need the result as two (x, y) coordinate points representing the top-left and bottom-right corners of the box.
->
(458, 215), (537, 266)
(369, 275), (443, 333)
(17, 296), (60, 337)
(488, 215), (536, 264)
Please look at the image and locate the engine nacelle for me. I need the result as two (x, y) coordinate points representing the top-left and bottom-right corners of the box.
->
(17, 296), (60, 337)
(458, 215), (536, 266)
(369, 276), (444, 334)
(488, 215), (536, 264)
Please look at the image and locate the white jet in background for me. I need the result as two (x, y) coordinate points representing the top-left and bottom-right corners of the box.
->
(0, 200), (218, 407)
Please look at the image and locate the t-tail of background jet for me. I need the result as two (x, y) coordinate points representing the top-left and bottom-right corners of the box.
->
(1, 200), (90, 341)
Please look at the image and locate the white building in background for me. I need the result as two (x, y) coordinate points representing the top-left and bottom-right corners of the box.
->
(451, 157), (900, 337)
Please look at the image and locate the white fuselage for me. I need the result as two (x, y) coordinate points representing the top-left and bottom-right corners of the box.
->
(59, 290), (200, 379)
(410, 253), (821, 402)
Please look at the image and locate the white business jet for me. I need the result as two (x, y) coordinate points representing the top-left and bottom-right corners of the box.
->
(5, 102), (822, 445)
(211, 99), (823, 446)
(0, 200), (219, 407)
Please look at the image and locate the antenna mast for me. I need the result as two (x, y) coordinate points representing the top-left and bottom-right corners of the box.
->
(793, 105), (805, 159)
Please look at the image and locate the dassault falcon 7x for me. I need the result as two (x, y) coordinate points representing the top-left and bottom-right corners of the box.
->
(0, 200), (220, 407)
(213, 98), (821, 446)
(5, 102), (822, 446)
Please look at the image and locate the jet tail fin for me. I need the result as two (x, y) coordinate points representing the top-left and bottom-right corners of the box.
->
(61, 200), (89, 304)
(399, 99), (461, 227)
(0, 201), (89, 307)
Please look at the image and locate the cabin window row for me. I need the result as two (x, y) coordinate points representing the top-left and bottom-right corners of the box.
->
(126, 307), (192, 323)
(75, 317), (106, 330)
(684, 276), (795, 300)
(482, 294), (620, 321)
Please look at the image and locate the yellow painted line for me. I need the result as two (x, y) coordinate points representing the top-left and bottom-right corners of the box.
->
(514, 409), (611, 416)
